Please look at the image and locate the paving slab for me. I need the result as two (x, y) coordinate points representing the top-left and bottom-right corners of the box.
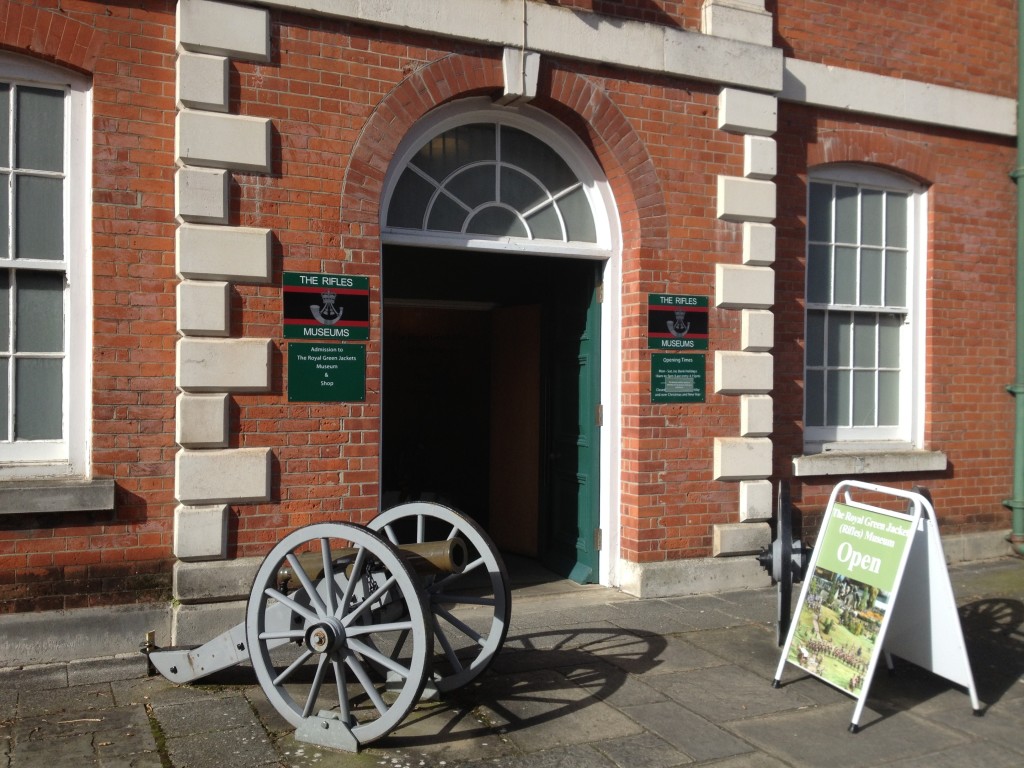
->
(590, 730), (692, 768)
(619, 699), (753, 762)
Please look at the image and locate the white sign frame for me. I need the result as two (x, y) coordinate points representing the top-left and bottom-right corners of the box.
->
(774, 480), (980, 732)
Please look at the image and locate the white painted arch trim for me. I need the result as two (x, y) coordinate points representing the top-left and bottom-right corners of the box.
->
(380, 97), (623, 589)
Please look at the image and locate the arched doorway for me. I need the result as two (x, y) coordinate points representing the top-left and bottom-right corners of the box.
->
(380, 99), (619, 584)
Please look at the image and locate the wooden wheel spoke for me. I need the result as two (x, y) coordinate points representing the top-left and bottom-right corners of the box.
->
(345, 653), (389, 716)
(264, 587), (319, 624)
(434, 603), (485, 646)
(272, 648), (313, 686)
(348, 637), (413, 679)
(302, 653), (330, 718)
(286, 553), (328, 618)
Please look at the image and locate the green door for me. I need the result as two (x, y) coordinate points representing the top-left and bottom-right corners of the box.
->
(542, 262), (601, 583)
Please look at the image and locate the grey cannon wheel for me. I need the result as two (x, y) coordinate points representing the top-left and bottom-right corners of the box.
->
(246, 522), (432, 746)
(370, 502), (511, 692)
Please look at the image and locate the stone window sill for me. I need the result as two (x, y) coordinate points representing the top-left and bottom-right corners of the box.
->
(0, 477), (115, 514)
(792, 446), (947, 478)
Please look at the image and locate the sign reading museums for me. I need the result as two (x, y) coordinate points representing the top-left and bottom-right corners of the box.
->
(283, 272), (370, 341)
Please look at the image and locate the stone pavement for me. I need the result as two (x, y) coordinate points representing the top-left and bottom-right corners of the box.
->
(1, 557), (1022, 768)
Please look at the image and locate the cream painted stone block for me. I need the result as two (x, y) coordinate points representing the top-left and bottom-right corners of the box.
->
(715, 264), (774, 309)
(740, 394), (773, 436)
(717, 176), (776, 223)
(176, 223), (272, 283)
(171, 600), (246, 645)
(176, 393), (229, 448)
(498, 47), (541, 105)
(744, 135), (776, 179)
(700, 0), (773, 46)
(713, 522), (770, 556)
(176, 110), (271, 173)
(176, 51), (228, 112)
(739, 479), (773, 522)
(176, 0), (270, 62)
(718, 87), (777, 136)
(173, 504), (228, 561)
(715, 351), (772, 394)
(175, 447), (272, 505)
(177, 280), (230, 337)
(174, 557), (261, 603)
(177, 338), (271, 393)
(742, 222), (775, 266)
(714, 437), (772, 480)
(175, 167), (228, 224)
(741, 309), (774, 352)
(663, 26), (781, 92)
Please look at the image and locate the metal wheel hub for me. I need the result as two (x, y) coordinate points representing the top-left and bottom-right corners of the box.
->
(305, 617), (346, 655)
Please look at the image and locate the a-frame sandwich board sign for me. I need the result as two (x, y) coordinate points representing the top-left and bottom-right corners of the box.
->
(773, 480), (980, 732)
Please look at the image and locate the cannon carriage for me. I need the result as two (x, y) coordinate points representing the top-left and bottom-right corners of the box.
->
(145, 502), (511, 752)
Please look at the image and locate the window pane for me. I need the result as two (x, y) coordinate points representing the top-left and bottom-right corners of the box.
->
(426, 194), (467, 233)
(834, 246), (857, 304)
(16, 270), (63, 352)
(0, 84), (9, 168)
(853, 313), (876, 368)
(885, 249), (907, 307)
(827, 369), (850, 426)
(0, 269), (8, 353)
(559, 186), (596, 243)
(414, 124), (495, 182)
(806, 310), (825, 367)
(878, 371), (900, 425)
(808, 182), (832, 242)
(17, 87), (64, 173)
(502, 126), (577, 194)
(805, 369), (824, 427)
(852, 370), (876, 426)
(835, 186), (858, 243)
(878, 314), (901, 368)
(466, 206), (528, 237)
(0, 358), (6, 440)
(386, 167), (434, 229)
(525, 204), (563, 240)
(807, 244), (831, 303)
(500, 166), (546, 211)
(15, 357), (62, 439)
(0, 172), (7, 259)
(886, 192), (908, 248)
(861, 189), (883, 246)
(827, 311), (851, 367)
(449, 164), (496, 209)
(860, 247), (883, 305)
(16, 175), (63, 260)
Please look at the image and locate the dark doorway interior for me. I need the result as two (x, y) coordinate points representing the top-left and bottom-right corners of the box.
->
(381, 246), (600, 579)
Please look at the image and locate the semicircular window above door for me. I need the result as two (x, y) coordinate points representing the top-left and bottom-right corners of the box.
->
(384, 121), (601, 249)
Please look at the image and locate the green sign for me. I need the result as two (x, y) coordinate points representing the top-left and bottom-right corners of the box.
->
(648, 294), (709, 350)
(815, 504), (913, 591)
(283, 272), (370, 341)
(651, 353), (705, 403)
(287, 343), (366, 402)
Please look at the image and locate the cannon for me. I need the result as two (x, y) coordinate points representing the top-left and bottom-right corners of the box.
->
(145, 502), (511, 752)
(757, 480), (812, 645)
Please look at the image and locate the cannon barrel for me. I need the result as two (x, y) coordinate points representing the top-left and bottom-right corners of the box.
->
(277, 537), (468, 591)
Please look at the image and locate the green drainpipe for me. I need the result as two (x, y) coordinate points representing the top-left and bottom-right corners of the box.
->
(1007, 0), (1024, 556)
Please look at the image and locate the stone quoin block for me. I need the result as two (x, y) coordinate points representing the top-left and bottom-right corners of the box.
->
(173, 504), (229, 561)
(176, 110), (271, 173)
(741, 308), (774, 352)
(717, 176), (776, 223)
(744, 134), (777, 179)
(175, 167), (229, 224)
(742, 222), (776, 266)
(739, 479), (773, 522)
(177, 337), (272, 392)
(700, 0), (774, 47)
(715, 351), (773, 394)
(176, 0), (271, 62)
(175, 447), (272, 505)
(740, 394), (773, 436)
(177, 280), (230, 337)
(176, 51), (229, 112)
(713, 522), (771, 556)
(176, 223), (272, 283)
(716, 263), (775, 309)
(176, 393), (230, 448)
(714, 437), (773, 480)
(718, 87), (778, 135)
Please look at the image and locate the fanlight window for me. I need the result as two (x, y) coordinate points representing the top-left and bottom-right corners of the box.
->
(386, 123), (597, 244)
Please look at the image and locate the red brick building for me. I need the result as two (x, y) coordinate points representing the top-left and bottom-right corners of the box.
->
(0, 0), (1019, 660)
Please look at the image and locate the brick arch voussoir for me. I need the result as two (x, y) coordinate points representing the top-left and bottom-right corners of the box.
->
(341, 52), (504, 226)
(808, 128), (937, 184)
(1, 4), (106, 74)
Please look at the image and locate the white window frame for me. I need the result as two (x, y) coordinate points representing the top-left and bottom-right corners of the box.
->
(803, 164), (927, 455)
(0, 53), (91, 480)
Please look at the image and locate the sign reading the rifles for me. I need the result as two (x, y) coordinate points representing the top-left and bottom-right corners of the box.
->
(786, 503), (913, 697)
(648, 294), (709, 350)
(283, 272), (370, 341)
